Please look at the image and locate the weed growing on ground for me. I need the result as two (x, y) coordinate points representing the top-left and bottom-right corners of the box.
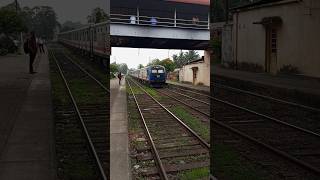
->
(213, 144), (268, 180)
(170, 106), (209, 142)
(178, 167), (209, 180)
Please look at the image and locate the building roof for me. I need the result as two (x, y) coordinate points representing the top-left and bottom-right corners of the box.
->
(184, 56), (204, 65)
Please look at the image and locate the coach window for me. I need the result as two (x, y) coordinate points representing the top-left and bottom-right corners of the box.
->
(152, 69), (157, 73)
(158, 69), (164, 73)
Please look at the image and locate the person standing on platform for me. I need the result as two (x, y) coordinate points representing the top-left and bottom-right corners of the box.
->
(26, 31), (37, 74)
(118, 72), (122, 85)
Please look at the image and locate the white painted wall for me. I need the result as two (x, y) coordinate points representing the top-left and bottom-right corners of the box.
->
(233, 0), (320, 77)
(179, 50), (210, 86)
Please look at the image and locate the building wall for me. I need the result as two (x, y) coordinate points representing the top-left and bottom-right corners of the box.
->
(233, 0), (320, 77)
(179, 63), (210, 86)
(222, 23), (233, 65)
(179, 50), (210, 86)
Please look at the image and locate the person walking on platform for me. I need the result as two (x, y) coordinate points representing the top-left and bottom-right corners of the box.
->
(118, 72), (122, 85)
(26, 31), (37, 74)
(38, 37), (45, 54)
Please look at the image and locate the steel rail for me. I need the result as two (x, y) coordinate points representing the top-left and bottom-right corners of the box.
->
(130, 78), (210, 149)
(213, 118), (320, 175)
(166, 85), (320, 175)
(169, 85), (320, 138)
(126, 79), (169, 180)
(171, 83), (320, 112)
(62, 51), (110, 93)
(213, 83), (320, 113)
(155, 89), (210, 117)
(50, 50), (107, 180)
(165, 88), (209, 105)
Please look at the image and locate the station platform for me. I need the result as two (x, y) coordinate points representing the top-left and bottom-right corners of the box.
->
(0, 53), (56, 179)
(212, 66), (320, 97)
(166, 80), (210, 93)
(110, 78), (130, 180)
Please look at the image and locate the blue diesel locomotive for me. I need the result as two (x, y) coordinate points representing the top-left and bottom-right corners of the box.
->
(130, 65), (166, 87)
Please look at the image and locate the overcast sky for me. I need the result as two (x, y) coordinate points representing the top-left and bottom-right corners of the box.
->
(0, 0), (109, 24)
(111, 47), (204, 69)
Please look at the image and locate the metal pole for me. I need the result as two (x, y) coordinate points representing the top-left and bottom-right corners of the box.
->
(174, 8), (177, 27)
(137, 6), (140, 24)
(208, 12), (210, 29)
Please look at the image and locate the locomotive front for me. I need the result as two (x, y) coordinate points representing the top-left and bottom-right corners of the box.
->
(148, 65), (166, 87)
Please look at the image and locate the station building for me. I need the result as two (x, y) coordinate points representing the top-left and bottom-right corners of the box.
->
(219, 0), (320, 78)
(178, 50), (210, 86)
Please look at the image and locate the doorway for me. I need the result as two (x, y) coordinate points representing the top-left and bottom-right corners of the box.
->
(191, 67), (198, 85)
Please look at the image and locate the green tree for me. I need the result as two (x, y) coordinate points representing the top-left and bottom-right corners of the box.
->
(172, 51), (185, 68)
(18, 6), (58, 39)
(110, 62), (119, 74)
(87, 7), (108, 24)
(148, 58), (161, 66)
(184, 50), (200, 62)
(137, 64), (144, 69)
(31, 6), (58, 39)
(60, 21), (84, 32)
(172, 50), (200, 68)
(118, 63), (128, 74)
(0, 8), (26, 36)
(159, 58), (175, 72)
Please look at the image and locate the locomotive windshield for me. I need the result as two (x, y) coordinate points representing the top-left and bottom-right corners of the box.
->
(151, 66), (165, 74)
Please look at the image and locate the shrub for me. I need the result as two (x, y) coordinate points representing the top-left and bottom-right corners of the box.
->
(0, 35), (17, 55)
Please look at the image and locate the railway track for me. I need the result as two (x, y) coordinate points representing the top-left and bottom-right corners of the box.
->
(49, 47), (109, 179)
(212, 82), (320, 134)
(156, 86), (210, 117)
(127, 77), (210, 179)
(212, 75), (320, 108)
(154, 82), (320, 177)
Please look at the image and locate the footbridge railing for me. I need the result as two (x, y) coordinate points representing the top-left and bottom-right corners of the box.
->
(110, 13), (209, 30)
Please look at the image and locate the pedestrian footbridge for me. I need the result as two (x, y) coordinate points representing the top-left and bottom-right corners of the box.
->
(110, 14), (210, 50)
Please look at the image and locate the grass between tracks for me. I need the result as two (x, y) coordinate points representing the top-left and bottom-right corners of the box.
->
(63, 49), (109, 87)
(127, 81), (153, 179)
(178, 167), (209, 180)
(170, 106), (209, 142)
(68, 78), (106, 104)
(51, 68), (70, 105)
(213, 144), (267, 180)
(126, 84), (144, 95)
(144, 86), (160, 99)
(48, 47), (102, 179)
